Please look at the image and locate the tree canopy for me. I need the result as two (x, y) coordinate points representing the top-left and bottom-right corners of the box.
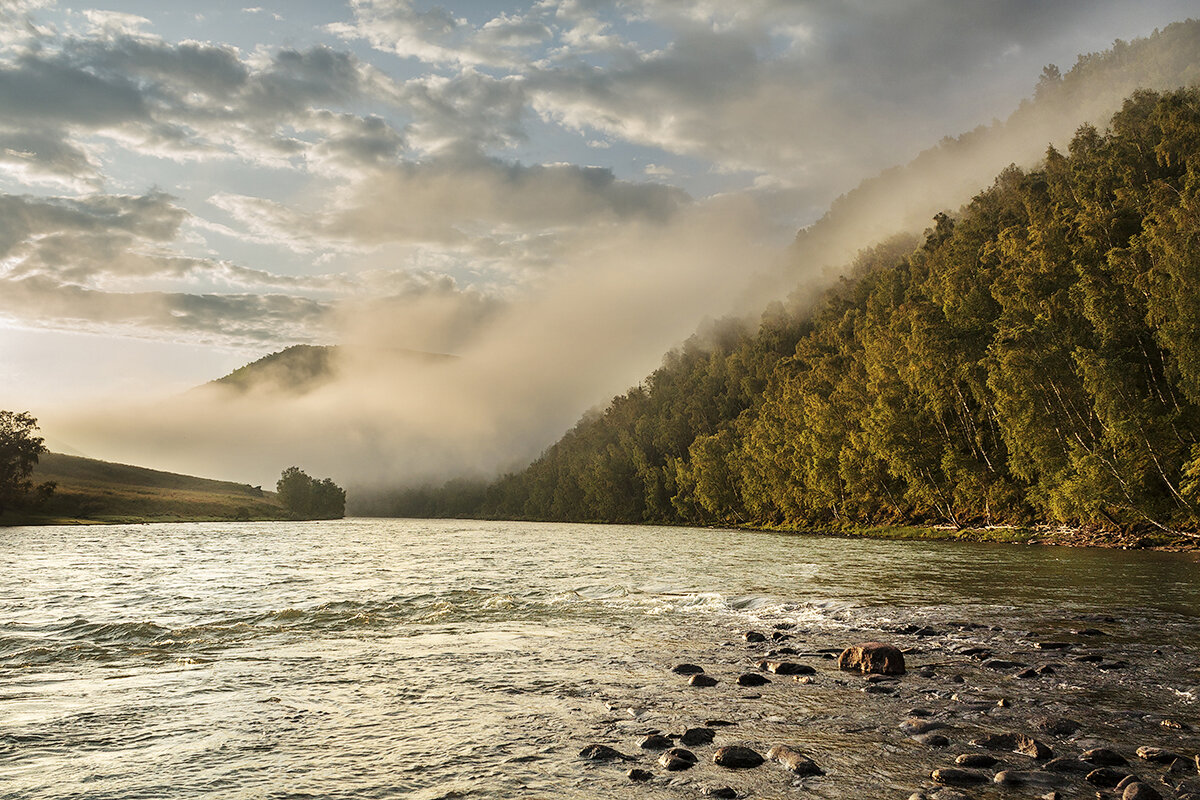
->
(276, 467), (346, 520)
(382, 88), (1200, 536)
(0, 411), (54, 515)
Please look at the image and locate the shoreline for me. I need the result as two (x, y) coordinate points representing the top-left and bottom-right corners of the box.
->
(578, 607), (1200, 798)
(9, 513), (1199, 552)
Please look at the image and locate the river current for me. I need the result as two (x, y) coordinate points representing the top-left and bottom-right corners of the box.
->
(1, 520), (1198, 799)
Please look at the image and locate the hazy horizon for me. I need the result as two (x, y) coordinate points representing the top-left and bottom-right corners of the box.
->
(1, 0), (1198, 488)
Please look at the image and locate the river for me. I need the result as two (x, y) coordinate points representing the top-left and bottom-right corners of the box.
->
(1, 520), (1198, 799)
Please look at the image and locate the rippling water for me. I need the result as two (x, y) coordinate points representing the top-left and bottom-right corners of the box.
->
(2, 520), (1198, 799)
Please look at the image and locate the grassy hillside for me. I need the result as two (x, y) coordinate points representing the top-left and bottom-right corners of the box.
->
(1, 453), (288, 525)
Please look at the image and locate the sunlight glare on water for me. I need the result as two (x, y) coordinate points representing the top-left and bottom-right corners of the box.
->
(1, 519), (1197, 799)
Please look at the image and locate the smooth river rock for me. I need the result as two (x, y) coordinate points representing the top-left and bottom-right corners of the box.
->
(931, 767), (989, 786)
(658, 747), (697, 771)
(689, 674), (719, 687)
(1124, 782), (1163, 800)
(1082, 747), (1127, 766)
(713, 745), (765, 769)
(700, 786), (738, 798)
(679, 727), (716, 746)
(639, 733), (673, 750)
(626, 768), (653, 782)
(767, 744), (824, 776)
(838, 642), (906, 675)
(955, 754), (997, 768)
(737, 672), (770, 687)
(579, 744), (632, 761)
(1086, 767), (1132, 787)
(765, 660), (815, 675)
(993, 770), (1061, 787)
(1137, 746), (1181, 763)
(672, 663), (705, 675)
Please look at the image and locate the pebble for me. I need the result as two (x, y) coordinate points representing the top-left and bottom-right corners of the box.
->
(1123, 782), (1163, 800)
(700, 786), (737, 798)
(672, 663), (705, 675)
(679, 727), (716, 746)
(767, 744), (824, 776)
(954, 754), (997, 768)
(705, 719), (736, 727)
(993, 770), (1060, 787)
(838, 642), (907, 675)
(1136, 746), (1180, 763)
(1042, 757), (1093, 774)
(658, 747), (697, 771)
(744, 631), (767, 643)
(639, 733), (673, 750)
(579, 744), (631, 761)
(1082, 747), (1127, 765)
(736, 672), (770, 687)
(713, 745), (764, 769)
(1085, 767), (1131, 787)
(930, 767), (989, 786)
(690, 674), (719, 687)
(627, 768), (653, 782)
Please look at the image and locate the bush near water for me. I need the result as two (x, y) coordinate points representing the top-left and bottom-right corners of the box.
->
(384, 89), (1200, 537)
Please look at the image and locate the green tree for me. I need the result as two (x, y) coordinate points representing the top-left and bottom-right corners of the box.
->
(276, 467), (345, 519)
(0, 411), (54, 515)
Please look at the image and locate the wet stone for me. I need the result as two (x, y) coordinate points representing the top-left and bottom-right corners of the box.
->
(1082, 747), (1127, 766)
(713, 745), (765, 769)
(700, 786), (738, 798)
(658, 747), (697, 771)
(1085, 767), (1131, 787)
(627, 768), (653, 782)
(579, 744), (632, 761)
(639, 734), (673, 750)
(679, 727), (716, 746)
(1123, 782), (1163, 800)
(931, 767), (989, 786)
(1042, 757), (1093, 774)
(744, 631), (767, 643)
(1137, 746), (1180, 763)
(672, 663), (705, 675)
(736, 672), (770, 687)
(690, 674), (719, 687)
(767, 745), (824, 776)
(993, 770), (1060, 788)
(954, 754), (997, 768)
(838, 642), (907, 675)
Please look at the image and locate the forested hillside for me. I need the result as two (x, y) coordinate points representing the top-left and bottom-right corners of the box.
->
(380, 88), (1200, 535)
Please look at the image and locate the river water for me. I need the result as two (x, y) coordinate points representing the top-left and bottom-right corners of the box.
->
(1, 520), (1198, 799)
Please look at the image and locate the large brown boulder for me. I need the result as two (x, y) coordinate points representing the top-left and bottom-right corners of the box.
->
(838, 642), (906, 675)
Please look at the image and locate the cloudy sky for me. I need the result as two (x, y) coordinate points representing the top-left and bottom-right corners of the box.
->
(0, 0), (1196, 480)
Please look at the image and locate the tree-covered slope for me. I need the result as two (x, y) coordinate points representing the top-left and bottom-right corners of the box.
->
(382, 89), (1200, 535)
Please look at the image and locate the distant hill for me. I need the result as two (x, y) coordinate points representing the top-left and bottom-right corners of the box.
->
(206, 344), (456, 395)
(209, 344), (338, 394)
(1, 452), (287, 525)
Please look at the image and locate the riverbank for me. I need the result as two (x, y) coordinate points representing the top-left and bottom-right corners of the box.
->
(576, 604), (1200, 799)
(744, 522), (1200, 552)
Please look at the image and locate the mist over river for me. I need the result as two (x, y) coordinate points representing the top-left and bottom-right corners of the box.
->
(2, 520), (1198, 799)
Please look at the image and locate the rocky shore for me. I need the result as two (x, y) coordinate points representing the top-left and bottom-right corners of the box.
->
(576, 616), (1200, 799)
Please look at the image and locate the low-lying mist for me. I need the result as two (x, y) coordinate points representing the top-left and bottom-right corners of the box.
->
(45, 195), (779, 489)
